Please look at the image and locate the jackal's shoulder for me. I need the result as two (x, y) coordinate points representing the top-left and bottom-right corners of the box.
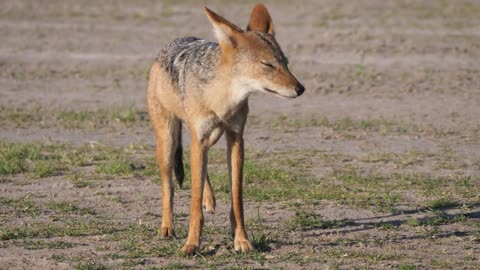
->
(156, 37), (220, 91)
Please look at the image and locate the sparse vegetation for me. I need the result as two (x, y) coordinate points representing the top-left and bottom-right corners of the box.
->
(15, 239), (76, 250)
(0, 139), (478, 268)
(0, 196), (41, 216)
(47, 201), (95, 215)
(0, 106), (148, 129)
(271, 114), (404, 135)
(0, 141), (158, 179)
(74, 260), (107, 270)
(405, 211), (467, 227)
(0, 220), (125, 240)
(426, 197), (459, 210)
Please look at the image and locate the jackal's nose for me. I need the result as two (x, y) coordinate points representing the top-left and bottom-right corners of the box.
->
(295, 83), (305, 96)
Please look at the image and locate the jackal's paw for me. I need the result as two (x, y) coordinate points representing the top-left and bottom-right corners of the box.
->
(160, 227), (175, 238)
(203, 195), (216, 214)
(181, 244), (198, 256)
(234, 239), (253, 253)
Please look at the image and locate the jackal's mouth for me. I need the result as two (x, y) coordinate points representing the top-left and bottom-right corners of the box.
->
(263, 87), (296, 99)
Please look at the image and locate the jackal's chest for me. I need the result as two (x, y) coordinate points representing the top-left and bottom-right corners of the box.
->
(191, 106), (247, 146)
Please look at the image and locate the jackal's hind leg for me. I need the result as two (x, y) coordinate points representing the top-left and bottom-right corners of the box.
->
(150, 112), (181, 238)
(201, 127), (223, 214)
(203, 173), (216, 213)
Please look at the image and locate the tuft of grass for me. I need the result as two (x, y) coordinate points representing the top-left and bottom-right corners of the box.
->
(55, 111), (92, 123)
(0, 142), (65, 177)
(0, 197), (41, 216)
(0, 141), (159, 180)
(314, 169), (479, 212)
(95, 157), (155, 178)
(271, 114), (402, 135)
(0, 142), (39, 175)
(156, 263), (188, 270)
(324, 248), (398, 262)
(56, 107), (147, 129)
(405, 216), (421, 227)
(315, 168), (403, 212)
(115, 108), (137, 123)
(96, 158), (133, 176)
(251, 232), (273, 252)
(209, 154), (310, 202)
(426, 197), (459, 210)
(15, 239), (75, 250)
(398, 264), (418, 270)
(378, 192), (401, 212)
(405, 211), (467, 227)
(105, 225), (181, 260)
(51, 254), (67, 262)
(0, 106), (148, 129)
(74, 260), (107, 270)
(33, 160), (58, 178)
(72, 178), (94, 188)
(360, 150), (434, 167)
(286, 211), (350, 231)
(242, 159), (307, 201)
(0, 107), (43, 127)
(47, 201), (95, 215)
(0, 221), (125, 240)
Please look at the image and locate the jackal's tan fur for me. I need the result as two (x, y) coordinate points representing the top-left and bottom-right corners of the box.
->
(147, 3), (304, 255)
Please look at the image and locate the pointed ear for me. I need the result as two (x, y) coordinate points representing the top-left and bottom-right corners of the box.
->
(204, 7), (243, 47)
(246, 3), (274, 36)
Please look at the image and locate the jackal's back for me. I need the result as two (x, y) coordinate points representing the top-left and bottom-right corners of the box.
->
(156, 37), (220, 94)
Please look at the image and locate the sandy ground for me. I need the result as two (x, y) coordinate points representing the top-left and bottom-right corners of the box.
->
(1, 0), (479, 269)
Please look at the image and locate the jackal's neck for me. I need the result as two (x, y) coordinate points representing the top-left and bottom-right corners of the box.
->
(205, 73), (253, 121)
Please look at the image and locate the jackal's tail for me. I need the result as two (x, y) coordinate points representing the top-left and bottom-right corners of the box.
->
(174, 124), (184, 188)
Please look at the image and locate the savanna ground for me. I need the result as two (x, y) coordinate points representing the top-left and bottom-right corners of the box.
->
(0, 0), (479, 269)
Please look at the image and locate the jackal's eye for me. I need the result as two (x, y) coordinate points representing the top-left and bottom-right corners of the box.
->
(261, 61), (274, 69)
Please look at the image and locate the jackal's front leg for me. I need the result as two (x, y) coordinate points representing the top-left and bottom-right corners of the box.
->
(227, 130), (253, 253)
(181, 138), (208, 255)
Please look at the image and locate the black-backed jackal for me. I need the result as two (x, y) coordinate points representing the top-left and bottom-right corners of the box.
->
(147, 3), (304, 255)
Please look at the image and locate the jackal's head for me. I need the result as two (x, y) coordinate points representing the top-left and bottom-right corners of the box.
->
(205, 4), (305, 99)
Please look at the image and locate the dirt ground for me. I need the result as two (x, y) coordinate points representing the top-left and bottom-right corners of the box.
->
(1, 0), (479, 269)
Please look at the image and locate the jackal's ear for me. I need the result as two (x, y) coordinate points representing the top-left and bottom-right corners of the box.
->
(204, 7), (243, 47)
(246, 3), (274, 36)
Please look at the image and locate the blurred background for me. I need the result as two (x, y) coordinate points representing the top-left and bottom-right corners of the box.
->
(1, 1), (479, 269)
